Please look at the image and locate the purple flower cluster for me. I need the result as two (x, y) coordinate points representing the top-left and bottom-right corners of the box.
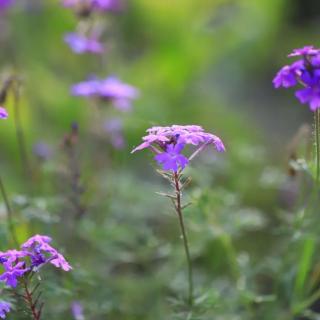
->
(273, 45), (320, 111)
(71, 76), (139, 111)
(0, 107), (8, 119)
(0, 301), (10, 319)
(0, 0), (13, 11)
(0, 235), (71, 288)
(132, 125), (225, 172)
(64, 33), (104, 54)
(62, 0), (123, 13)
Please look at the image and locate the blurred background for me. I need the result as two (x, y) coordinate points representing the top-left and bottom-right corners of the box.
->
(1, 0), (320, 319)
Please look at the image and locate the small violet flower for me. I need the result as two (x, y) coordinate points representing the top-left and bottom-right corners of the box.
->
(273, 45), (320, 111)
(71, 301), (85, 320)
(64, 33), (104, 54)
(71, 76), (139, 111)
(33, 141), (53, 161)
(155, 143), (189, 172)
(0, 301), (10, 319)
(0, 107), (8, 119)
(132, 125), (225, 172)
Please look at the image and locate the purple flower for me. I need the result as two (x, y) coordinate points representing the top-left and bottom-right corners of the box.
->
(71, 76), (139, 111)
(0, 250), (29, 287)
(92, 0), (123, 11)
(155, 143), (189, 172)
(132, 125), (225, 172)
(0, 107), (8, 119)
(132, 125), (225, 153)
(104, 118), (125, 149)
(71, 301), (85, 320)
(0, 261), (28, 288)
(272, 60), (304, 88)
(273, 45), (320, 111)
(0, 235), (72, 288)
(50, 253), (72, 271)
(62, 0), (123, 12)
(0, 301), (10, 319)
(0, 0), (13, 10)
(21, 234), (52, 250)
(64, 33), (104, 54)
(71, 79), (100, 96)
(288, 45), (320, 57)
(21, 234), (72, 271)
(33, 142), (53, 161)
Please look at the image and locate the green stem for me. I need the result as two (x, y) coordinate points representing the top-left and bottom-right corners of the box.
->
(0, 175), (18, 246)
(173, 172), (193, 306)
(315, 109), (320, 186)
(12, 81), (30, 177)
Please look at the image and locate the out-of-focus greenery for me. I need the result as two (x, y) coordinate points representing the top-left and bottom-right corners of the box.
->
(2, 0), (320, 319)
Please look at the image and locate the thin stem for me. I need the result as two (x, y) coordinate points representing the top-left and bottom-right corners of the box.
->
(12, 81), (30, 177)
(315, 109), (320, 187)
(22, 277), (41, 320)
(173, 172), (193, 306)
(0, 174), (18, 246)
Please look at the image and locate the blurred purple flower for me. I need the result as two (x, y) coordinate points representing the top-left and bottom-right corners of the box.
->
(0, 301), (10, 319)
(132, 125), (225, 172)
(62, 0), (123, 12)
(71, 76), (139, 111)
(92, 0), (123, 11)
(71, 301), (85, 320)
(0, 0), (13, 10)
(64, 33), (104, 54)
(33, 141), (53, 161)
(273, 45), (320, 111)
(0, 107), (8, 119)
(104, 118), (125, 149)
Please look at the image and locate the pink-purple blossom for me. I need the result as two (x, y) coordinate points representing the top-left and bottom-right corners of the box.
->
(0, 235), (72, 288)
(71, 76), (139, 111)
(0, 301), (10, 319)
(0, 107), (8, 119)
(64, 33), (104, 54)
(273, 45), (320, 111)
(132, 125), (225, 172)
(62, 0), (123, 12)
(288, 45), (319, 57)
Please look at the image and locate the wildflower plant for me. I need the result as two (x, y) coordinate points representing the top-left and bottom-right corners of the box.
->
(0, 235), (71, 319)
(273, 45), (320, 184)
(132, 125), (225, 306)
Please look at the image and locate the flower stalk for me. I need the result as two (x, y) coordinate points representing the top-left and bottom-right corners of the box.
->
(12, 80), (30, 177)
(173, 171), (193, 306)
(0, 174), (18, 246)
(22, 275), (43, 320)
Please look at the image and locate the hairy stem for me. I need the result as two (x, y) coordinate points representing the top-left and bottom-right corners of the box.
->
(22, 277), (42, 320)
(173, 172), (193, 306)
(0, 174), (18, 246)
